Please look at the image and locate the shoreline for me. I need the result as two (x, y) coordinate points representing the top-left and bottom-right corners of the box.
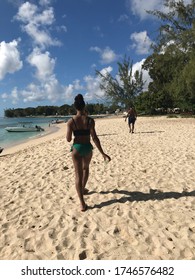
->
(1, 114), (194, 156)
(1, 123), (66, 155)
(0, 114), (114, 155)
(2, 113), (194, 155)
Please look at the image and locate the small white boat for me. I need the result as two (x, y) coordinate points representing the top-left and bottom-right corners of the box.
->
(51, 119), (64, 124)
(5, 122), (44, 132)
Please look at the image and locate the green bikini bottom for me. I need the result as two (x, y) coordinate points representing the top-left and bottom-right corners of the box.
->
(71, 143), (93, 157)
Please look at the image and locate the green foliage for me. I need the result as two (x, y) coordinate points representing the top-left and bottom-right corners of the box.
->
(4, 105), (70, 118)
(142, 0), (195, 113)
(181, 55), (195, 107)
(85, 103), (106, 114)
(135, 91), (154, 114)
(4, 102), (120, 118)
(147, 0), (195, 52)
(96, 56), (144, 108)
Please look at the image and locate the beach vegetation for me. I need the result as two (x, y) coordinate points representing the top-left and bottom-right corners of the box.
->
(4, 102), (120, 117)
(167, 114), (179, 118)
(96, 56), (144, 108)
(142, 0), (195, 114)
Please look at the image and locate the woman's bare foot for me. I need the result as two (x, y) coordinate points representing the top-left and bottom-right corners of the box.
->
(81, 204), (88, 212)
(83, 188), (89, 195)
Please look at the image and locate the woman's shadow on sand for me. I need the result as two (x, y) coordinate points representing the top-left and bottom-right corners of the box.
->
(88, 188), (195, 209)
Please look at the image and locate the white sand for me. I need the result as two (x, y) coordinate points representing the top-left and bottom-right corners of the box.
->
(0, 116), (195, 260)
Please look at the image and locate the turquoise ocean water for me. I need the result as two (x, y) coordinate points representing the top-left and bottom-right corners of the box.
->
(0, 117), (70, 149)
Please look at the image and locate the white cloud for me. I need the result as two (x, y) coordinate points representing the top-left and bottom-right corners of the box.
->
(129, 0), (192, 20)
(12, 75), (64, 103)
(16, 2), (38, 22)
(99, 66), (113, 76)
(129, 0), (164, 20)
(16, 2), (54, 25)
(41, 76), (63, 101)
(27, 48), (56, 81)
(84, 66), (113, 101)
(39, 0), (51, 6)
(0, 40), (23, 80)
(130, 31), (153, 54)
(90, 46), (119, 64)
(1, 93), (8, 100)
(7, 76), (83, 105)
(84, 76), (105, 101)
(118, 14), (129, 22)
(24, 23), (60, 48)
(11, 87), (20, 104)
(101, 47), (119, 64)
(15, 2), (61, 48)
(61, 79), (84, 101)
(63, 84), (75, 99)
(90, 46), (101, 53)
(22, 83), (46, 102)
(35, 8), (55, 25)
(56, 25), (68, 33)
(72, 79), (84, 91)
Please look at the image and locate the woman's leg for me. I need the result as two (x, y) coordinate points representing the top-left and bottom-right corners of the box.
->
(128, 122), (131, 133)
(72, 149), (86, 211)
(82, 151), (93, 194)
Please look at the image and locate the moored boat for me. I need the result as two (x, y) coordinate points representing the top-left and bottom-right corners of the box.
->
(5, 122), (44, 132)
(51, 119), (65, 124)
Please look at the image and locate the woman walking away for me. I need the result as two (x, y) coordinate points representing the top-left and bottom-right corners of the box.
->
(66, 94), (111, 212)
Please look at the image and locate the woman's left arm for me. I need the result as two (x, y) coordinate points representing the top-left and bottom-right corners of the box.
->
(66, 120), (72, 142)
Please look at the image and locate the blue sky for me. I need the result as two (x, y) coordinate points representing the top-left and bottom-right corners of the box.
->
(0, 0), (190, 116)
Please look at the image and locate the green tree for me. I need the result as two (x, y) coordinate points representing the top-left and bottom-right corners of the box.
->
(170, 54), (195, 110)
(4, 109), (15, 118)
(135, 91), (156, 114)
(147, 0), (195, 52)
(143, 0), (195, 112)
(143, 46), (186, 109)
(96, 56), (144, 108)
(59, 104), (72, 115)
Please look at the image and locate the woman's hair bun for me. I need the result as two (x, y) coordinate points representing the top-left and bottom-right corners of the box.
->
(75, 94), (84, 102)
(74, 94), (85, 110)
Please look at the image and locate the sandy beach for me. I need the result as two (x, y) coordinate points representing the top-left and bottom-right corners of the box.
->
(0, 116), (195, 260)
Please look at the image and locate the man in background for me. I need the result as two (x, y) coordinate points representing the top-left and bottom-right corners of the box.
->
(125, 107), (137, 133)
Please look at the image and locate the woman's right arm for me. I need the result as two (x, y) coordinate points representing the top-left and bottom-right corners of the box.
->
(90, 119), (111, 162)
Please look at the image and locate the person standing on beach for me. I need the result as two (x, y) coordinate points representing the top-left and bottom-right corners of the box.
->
(125, 107), (137, 133)
(66, 94), (111, 211)
(0, 147), (3, 154)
